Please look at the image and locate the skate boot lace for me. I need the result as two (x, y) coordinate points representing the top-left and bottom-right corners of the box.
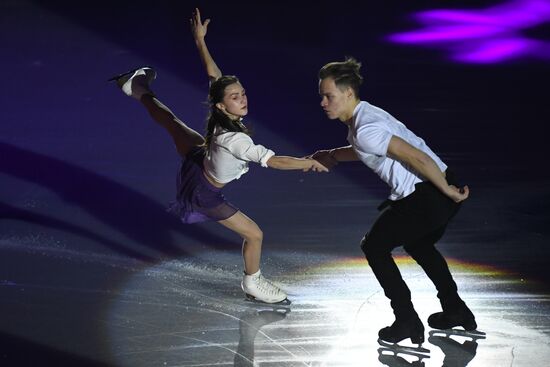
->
(254, 274), (283, 296)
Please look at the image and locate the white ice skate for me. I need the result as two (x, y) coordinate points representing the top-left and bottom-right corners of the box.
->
(241, 270), (290, 305)
(108, 66), (156, 100)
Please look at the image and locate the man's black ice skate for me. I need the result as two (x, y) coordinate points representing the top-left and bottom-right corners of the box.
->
(378, 316), (425, 345)
(428, 305), (477, 331)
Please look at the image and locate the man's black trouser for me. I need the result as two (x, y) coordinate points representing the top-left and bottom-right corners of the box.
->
(361, 171), (464, 320)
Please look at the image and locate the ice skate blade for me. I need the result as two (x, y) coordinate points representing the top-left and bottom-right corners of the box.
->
(429, 328), (486, 340)
(244, 294), (291, 306)
(377, 338), (430, 356)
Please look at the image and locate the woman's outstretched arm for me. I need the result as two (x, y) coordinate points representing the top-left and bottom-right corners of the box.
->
(191, 8), (222, 82)
(267, 156), (329, 172)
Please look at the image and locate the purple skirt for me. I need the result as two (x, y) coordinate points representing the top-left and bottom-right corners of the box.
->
(167, 146), (239, 224)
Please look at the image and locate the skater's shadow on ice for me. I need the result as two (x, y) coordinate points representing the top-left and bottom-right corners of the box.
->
(0, 142), (236, 261)
(0, 202), (149, 260)
(234, 308), (289, 366)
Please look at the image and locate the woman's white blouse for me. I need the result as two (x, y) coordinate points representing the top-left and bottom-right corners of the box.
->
(203, 128), (275, 184)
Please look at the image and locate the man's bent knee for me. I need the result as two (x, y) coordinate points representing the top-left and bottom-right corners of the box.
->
(360, 234), (369, 257)
(360, 233), (393, 260)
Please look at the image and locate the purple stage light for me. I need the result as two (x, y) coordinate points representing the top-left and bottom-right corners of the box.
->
(387, 0), (550, 63)
(389, 25), (505, 43)
(454, 38), (532, 63)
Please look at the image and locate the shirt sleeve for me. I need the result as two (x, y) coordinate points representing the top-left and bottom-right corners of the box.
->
(354, 123), (392, 156)
(222, 132), (276, 167)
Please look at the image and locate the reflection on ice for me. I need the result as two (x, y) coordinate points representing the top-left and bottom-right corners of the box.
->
(106, 252), (550, 366)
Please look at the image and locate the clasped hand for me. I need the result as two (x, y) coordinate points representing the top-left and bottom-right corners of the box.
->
(304, 150), (339, 170)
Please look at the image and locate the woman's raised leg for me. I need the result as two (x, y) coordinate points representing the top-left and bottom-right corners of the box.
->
(140, 94), (205, 156)
(112, 67), (204, 156)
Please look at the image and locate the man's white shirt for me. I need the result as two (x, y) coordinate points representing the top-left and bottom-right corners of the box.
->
(348, 101), (447, 200)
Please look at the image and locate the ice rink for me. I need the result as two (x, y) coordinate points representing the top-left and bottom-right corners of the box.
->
(2, 1), (549, 366)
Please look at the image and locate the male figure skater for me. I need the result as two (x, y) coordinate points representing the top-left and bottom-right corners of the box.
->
(309, 57), (477, 344)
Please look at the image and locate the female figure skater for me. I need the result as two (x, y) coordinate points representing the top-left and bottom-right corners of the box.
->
(110, 9), (328, 304)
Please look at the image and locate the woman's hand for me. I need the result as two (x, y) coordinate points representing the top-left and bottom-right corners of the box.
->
(303, 159), (329, 173)
(190, 8), (210, 40)
(306, 150), (339, 170)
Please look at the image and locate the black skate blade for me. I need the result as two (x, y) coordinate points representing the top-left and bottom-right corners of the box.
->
(244, 294), (291, 306)
(377, 338), (430, 356)
(107, 66), (153, 82)
(429, 328), (486, 340)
